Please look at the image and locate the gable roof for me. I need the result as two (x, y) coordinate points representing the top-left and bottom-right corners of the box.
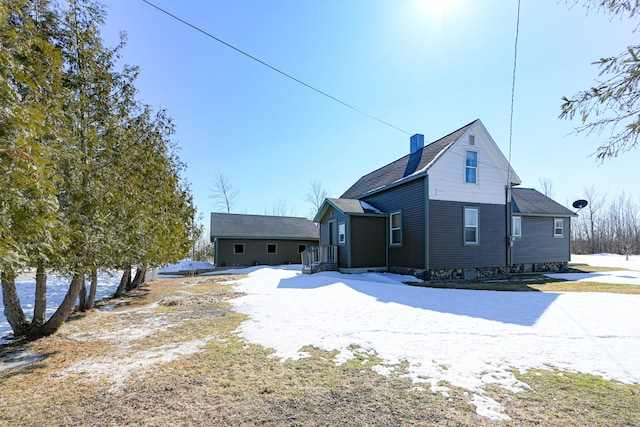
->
(341, 120), (478, 199)
(210, 213), (319, 240)
(313, 197), (386, 222)
(512, 188), (577, 217)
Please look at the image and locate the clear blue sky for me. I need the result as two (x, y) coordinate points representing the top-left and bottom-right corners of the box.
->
(101, 0), (637, 228)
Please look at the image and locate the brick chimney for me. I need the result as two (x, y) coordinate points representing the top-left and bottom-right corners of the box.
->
(410, 134), (424, 154)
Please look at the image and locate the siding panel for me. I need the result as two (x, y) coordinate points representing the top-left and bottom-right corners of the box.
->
(216, 239), (318, 267)
(429, 200), (507, 269)
(512, 217), (571, 264)
(428, 126), (514, 205)
(318, 208), (349, 268)
(363, 178), (426, 268)
(350, 216), (386, 268)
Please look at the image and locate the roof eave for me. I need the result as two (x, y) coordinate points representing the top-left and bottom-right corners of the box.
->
(513, 212), (578, 218)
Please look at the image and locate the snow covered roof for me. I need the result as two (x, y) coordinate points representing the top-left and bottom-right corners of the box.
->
(313, 197), (387, 222)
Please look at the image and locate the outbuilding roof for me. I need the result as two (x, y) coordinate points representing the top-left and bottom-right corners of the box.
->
(512, 188), (577, 217)
(210, 213), (319, 240)
(341, 120), (477, 199)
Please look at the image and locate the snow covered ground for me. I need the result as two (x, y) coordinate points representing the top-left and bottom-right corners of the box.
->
(0, 272), (121, 341)
(544, 254), (640, 285)
(1, 254), (639, 420)
(231, 255), (640, 420)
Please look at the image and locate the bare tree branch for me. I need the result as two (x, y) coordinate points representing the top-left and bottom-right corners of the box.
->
(209, 171), (239, 213)
(304, 179), (329, 219)
(537, 177), (555, 198)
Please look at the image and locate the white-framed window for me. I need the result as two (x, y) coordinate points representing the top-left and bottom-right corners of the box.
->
(512, 216), (522, 238)
(554, 218), (564, 237)
(464, 207), (479, 245)
(465, 150), (478, 184)
(390, 211), (402, 246)
(267, 244), (277, 254)
(338, 222), (346, 244)
(468, 135), (475, 146)
(233, 243), (244, 254)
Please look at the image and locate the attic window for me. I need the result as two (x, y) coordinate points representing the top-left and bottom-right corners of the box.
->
(465, 150), (478, 184)
(469, 135), (475, 145)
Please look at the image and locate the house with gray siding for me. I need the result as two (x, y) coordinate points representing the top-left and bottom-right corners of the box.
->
(312, 119), (576, 279)
(210, 213), (319, 268)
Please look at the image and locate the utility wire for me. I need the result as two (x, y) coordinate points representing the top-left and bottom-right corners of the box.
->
(507, 0), (521, 187)
(141, 0), (412, 136)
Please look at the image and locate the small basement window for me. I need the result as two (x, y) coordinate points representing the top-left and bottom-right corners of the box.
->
(554, 218), (564, 237)
(233, 243), (244, 254)
(267, 244), (277, 254)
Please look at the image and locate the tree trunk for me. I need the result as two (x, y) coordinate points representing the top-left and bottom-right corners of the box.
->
(128, 266), (146, 290)
(1, 271), (30, 336)
(33, 260), (47, 327)
(78, 274), (88, 311)
(36, 273), (84, 337)
(114, 265), (131, 297)
(86, 268), (97, 310)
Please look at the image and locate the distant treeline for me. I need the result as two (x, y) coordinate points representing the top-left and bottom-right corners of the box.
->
(571, 188), (639, 257)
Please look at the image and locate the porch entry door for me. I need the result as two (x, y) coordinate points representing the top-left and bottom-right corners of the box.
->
(328, 220), (337, 245)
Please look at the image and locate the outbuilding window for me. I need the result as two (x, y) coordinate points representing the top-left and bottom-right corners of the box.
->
(233, 243), (244, 254)
(267, 244), (277, 254)
(390, 211), (402, 246)
(464, 207), (479, 245)
(298, 244), (307, 254)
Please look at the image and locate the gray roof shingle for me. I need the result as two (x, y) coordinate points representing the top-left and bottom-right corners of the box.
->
(512, 188), (577, 217)
(210, 213), (319, 240)
(341, 120), (478, 199)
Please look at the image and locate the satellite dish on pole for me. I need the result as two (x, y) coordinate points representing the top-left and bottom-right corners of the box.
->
(572, 199), (588, 211)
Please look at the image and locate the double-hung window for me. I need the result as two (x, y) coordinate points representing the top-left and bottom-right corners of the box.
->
(338, 223), (346, 245)
(465, 150), (478, 184)
(554, 218), (564, 237)
(390, 211), (402, 246)
(464, 207), (479, 245)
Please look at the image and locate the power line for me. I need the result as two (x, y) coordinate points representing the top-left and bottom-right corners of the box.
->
(507, 0), (522, 187)
(140, 0), (412, 136)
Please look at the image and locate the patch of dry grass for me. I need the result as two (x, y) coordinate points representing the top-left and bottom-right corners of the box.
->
(416, 263), (640, 294)
(1, 273), (639, 426)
